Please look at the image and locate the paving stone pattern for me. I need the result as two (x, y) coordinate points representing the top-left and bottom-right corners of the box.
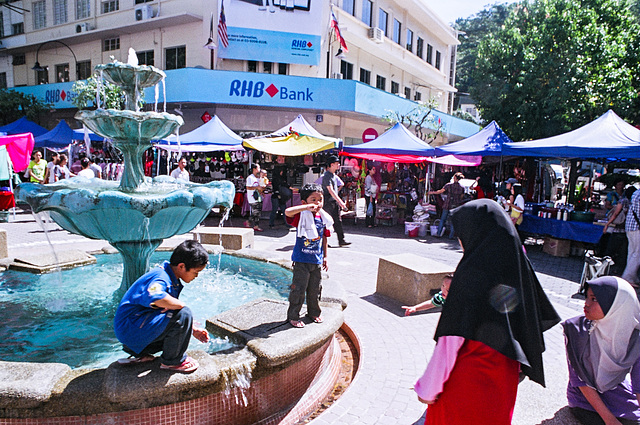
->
(1, 209), (588, 424)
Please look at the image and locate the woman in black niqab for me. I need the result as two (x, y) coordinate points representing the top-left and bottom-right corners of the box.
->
(415, 199), (560, 425)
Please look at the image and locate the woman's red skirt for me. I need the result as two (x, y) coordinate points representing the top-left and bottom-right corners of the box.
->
(425, 339), (520, 425)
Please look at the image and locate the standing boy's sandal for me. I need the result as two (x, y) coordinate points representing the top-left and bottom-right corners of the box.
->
(307, 315), (323, 323)
(117, 355), (155, 365)
(160, 356), (199, 373)
(289, 319), (305, 328)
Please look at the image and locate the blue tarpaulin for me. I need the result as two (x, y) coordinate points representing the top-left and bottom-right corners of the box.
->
(0, 117), (48, 137)
(435, 121), (512, 157)
(502, 110), (640, 159)
(34, 120), (103, 149)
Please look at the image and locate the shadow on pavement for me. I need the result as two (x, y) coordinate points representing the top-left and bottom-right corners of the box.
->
(538, 406), (581, 424)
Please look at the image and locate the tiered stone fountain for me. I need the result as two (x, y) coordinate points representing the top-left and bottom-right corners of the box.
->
(16, 58), (235, 290)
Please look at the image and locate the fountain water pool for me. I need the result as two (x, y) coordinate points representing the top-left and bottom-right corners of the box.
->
(0, 252), (292, 369)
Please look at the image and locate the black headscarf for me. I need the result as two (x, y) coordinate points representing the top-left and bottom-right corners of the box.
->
(434, 199), (560, 386)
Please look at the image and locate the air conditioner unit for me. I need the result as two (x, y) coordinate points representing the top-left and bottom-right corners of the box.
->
(331, 72), (343, 79)
(135, 4), (154, 21)
(368, 27), (384, 43)
(75, 22), (94, 33)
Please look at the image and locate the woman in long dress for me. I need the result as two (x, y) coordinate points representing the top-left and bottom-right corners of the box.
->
(414, 199), (560, 425)
(563, 276), (640, 425)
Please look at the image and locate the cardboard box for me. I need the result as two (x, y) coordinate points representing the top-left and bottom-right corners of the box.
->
(543, 237), (571, 257)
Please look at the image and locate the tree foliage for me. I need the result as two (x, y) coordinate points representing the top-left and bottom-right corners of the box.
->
(0, 89), (49, 126)
(72, 74), (125, 110)
(469, 0), (640, 141)
(454, 3), (517, 99)
(382, 98), (444, 142)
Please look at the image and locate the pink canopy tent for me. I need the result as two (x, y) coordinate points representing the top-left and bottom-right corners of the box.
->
(339, 152), (431, 163)
(0, 132), (35, 172)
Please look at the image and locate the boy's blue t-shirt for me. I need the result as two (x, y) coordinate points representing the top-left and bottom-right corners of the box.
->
(290, 213), (327, 265)
(113, 261), (183, 354)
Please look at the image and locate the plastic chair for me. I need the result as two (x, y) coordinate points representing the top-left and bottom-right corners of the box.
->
(354, 198), (366, 225)
(578, 251), (614, 294)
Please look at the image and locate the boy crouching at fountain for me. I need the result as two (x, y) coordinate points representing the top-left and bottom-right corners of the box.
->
(285, 183), (334, 328)
(113, 240), (210, 373)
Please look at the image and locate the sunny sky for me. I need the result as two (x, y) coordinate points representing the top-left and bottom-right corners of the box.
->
(428, 0), (518, 24)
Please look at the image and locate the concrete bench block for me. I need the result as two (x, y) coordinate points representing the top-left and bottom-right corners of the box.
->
(193, 227), (254, 250)
(0, 229), (6, 259)
(376, 253), (455, 306)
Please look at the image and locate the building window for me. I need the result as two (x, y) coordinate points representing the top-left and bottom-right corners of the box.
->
(247, 61), (257, 72)
(378, 8), (388, 36)
(376, 75), (386, 91)
(278, 63), (288, 75)
(426, 44), (433, 65)
(137, 50), (154, 66)
(392, 19), (401, 44)
(404, 87), (411, 99)
(416, 37), (423, 59)
(103, 37), (120, 51)
(134, 0), (153, 3)
(391, 81), (399, 94)
(165, 46), (186, 70)
(414, 91), (421, 101)
(406, 29), (413, 52)
(76, 0), (90, 19)
(0, 12), (4, 38)
(263, 62), (272, 74)
(77, 60), (92, 80)
(361, 0), (372, 26)
(359, 68), (371, 85)
(101, 0), (118, 14)
(340, 60), (353, 79)
(55, 63), (70, 82)
(12, 22), (24, 35)
(53, 0), (68, 25)
(435, 50), (441, 70)
(0, 72), (6, 89)
(33, 0), (46, 30)
(343, 0), (354, 16)
(12, 54), (26, 66)
(36, 68), (49, 85)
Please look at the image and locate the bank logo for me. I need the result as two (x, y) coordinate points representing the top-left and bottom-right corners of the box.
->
(229, 80), (314, 101)
(44, 88), (76, 104)
(291, 40), (313, 49)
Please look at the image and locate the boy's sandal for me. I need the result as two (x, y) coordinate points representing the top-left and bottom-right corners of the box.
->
(289, 319), (305, 328)
(160, 356), (199, 373)
(308, 315), (323, 323)
(117, 355), (155, 365)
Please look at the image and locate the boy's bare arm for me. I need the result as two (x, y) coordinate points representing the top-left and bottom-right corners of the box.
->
(152, 294), (186, 311)
(285, 203), (316, 217)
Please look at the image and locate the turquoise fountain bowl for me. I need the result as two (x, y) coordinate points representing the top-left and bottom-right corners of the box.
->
(95, 62), (166, 89)
(16, 177), (235, 242)
(75, 110), (183, 143)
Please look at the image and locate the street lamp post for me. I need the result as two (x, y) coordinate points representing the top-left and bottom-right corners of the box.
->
(31, 40), (78, 82)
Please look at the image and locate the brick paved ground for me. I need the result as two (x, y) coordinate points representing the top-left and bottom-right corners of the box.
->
(1, 207), (590, 424)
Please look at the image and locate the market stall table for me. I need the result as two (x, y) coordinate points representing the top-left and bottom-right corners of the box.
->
(241, 192), (302, 216)
(519, 214), (603, 244)
(0, 191), (15, 210)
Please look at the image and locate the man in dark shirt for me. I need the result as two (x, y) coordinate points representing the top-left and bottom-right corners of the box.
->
(428, 172), (465, 239)
(322, 156), (350, 246)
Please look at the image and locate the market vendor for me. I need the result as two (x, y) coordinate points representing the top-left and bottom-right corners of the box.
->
(427, 172), (465, 239)
(605, 178), (625, 212)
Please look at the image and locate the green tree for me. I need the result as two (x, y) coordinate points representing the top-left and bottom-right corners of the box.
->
(72, 74), (125, 110)
(454, 3), (517, 99)
(471, 0), (640, 141)
(382, 98), (444, 142)
(0, 89), (49, 126)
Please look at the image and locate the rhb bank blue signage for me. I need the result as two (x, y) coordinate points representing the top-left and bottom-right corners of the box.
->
(14, 82), (78, 108)
(229, 79), (314, 101)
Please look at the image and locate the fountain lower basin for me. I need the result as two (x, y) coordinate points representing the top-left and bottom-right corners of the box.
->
(0, 251), (347, 425)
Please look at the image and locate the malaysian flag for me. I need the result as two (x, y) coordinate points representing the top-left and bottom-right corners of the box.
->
(330, 8), (348, 52)
(218, 0), (229, 48)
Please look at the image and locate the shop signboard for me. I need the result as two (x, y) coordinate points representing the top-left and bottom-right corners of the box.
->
(217, 0), (322, 65)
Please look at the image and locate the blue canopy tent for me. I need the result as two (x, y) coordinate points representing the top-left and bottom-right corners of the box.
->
(435, 121), (512, 157)
(0, 117), (48, 137)
(340, 122), (435, 162)
(34, 120), (103, 149)
(502, 110), (640, 159)
(155, 115), (244, 152)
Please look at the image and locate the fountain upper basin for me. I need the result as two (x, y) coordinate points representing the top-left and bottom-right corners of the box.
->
(96, 62), (166, 90)
(75, 109), (183, 143)
(15, 177), (235, 243)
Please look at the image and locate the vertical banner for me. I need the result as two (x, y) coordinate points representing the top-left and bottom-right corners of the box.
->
(218, 0), (322, 65)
